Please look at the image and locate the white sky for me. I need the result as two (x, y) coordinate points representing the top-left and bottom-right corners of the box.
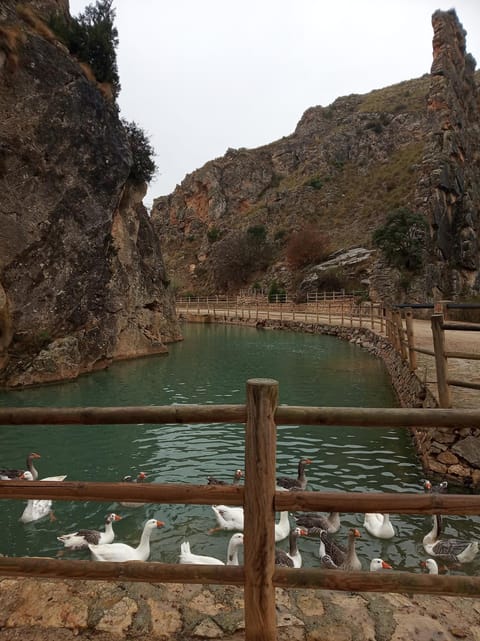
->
(68, 1), (480, 205)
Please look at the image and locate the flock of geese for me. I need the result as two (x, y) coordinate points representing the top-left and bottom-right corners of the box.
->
(1, 454), (479, 573)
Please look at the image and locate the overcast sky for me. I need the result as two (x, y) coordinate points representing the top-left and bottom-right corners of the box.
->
(68, 0), (480, 205)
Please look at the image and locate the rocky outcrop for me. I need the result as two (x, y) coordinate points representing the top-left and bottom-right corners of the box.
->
(416, 9), (480, 299)
(152, 10), (479, 305)
(0, 1), (181, 388)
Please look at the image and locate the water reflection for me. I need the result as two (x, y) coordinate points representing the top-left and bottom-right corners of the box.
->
(0, 323), (478, 574)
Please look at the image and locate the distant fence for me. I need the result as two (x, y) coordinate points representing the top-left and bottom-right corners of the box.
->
(2, 380), (480, 641)
(176, 297), (480, 410)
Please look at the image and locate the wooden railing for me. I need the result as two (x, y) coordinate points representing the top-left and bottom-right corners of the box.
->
(386, 309), (480, 408)
(176, 296), (386, 332)
(2, 380), (480, 640)
(176, 296), (480, 410)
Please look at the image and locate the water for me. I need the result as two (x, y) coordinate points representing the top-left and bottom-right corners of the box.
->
(0, 322), (478, 573)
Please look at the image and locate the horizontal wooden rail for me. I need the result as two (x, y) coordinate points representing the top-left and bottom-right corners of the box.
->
(413, 346), (436, 357)
(1, 405), (480, 427)
(447, 379), (480, 390)
(3, 482), (480, 515)
(442, 322), (480, 331)
(0, 557), (479, 598)
(445, 351), (480, 360)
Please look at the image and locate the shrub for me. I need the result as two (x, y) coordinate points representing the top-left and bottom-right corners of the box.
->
(122, 120), (157, 185)
(268, 281), (286, 302)
(285, 227), (331, 269)
(311, 268), (348, 292)
(372, 207), (428, 271)
(48, 0), (120, 98)
(247, 224), (267, 243)
(210, 231), (272, 290)
(207, 227), (221, 243)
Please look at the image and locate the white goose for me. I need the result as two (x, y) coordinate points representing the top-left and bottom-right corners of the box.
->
(19, 470), (67, 523)
(209, 506), (291, 541)
(363, 513), (395, 539)
(57, 513), (122, 550)
(179, 533), (244, 565)
(420, 558), (439, 574)
(423, 514), (479, 563)
(370, 558), (393, 571)
(88, 518), (164, 562)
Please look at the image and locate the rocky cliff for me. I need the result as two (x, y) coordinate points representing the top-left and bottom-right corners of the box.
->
(0, 0), (182, 388)
(152, 9), (479, 304)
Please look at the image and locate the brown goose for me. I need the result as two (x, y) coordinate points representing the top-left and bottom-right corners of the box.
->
(294, 511), (340, 534)
(120, 472), (148, 508)
(0, 452), (41, 480)
(423, 514), (479, 563)
(319, 527), (362, 571)
(274, 527), (307, 568)
(277, 458), (312, 491)
(207, 469), (244, 485)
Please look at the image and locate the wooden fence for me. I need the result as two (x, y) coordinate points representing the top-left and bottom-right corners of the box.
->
(386, 309), (480, 408)
(177, 297), (480, 410)
(2, 380), (480, 640)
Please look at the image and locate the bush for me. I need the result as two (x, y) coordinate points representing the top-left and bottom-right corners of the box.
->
(285, 227), (330, 269)
(247, 224), (267, 243)
(207, 227), (221, 243)
(122, 120), (157, 185)
(372, 207), (428, 271)
(49, 0), (120, 98)
(210, 231), (272, 291)
(268, 281), (286, 303)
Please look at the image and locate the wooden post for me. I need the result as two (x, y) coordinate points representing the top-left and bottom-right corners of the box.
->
(395, 311), (408, 360)
(244, 379), (278, 641)
(405, 308), (417, 371)
(431, 313), (451, 408)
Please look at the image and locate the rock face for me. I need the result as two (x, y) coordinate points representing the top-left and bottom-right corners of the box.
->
(152, 10), (479, 304)
(0, 1), (181, 388)
(417, 9), (480, 299)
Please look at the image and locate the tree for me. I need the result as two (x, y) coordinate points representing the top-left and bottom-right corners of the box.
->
(122, 120), (157, 185)
(49, 0), (120, 98)
(285, 226), (330, 269)
(372, 208), (428, 271)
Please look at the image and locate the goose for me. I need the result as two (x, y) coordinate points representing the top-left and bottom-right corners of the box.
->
(179, 532), (244, 565)
(420, 558), (439, 574)
(274, 527), (307, 568)
(294, 511), (341, 534)
(209, 506), (291, 541)
(18, 470), (67, 523)
(88, 518), (164, 562)
(57, 513), (122, 550)
(207, 469), (244, 485)
(370, 558), (393, 571)
(119, 472), (148, 508)
(423, 514), (479, 563)
(423, 480), (448, 493)
(318, 527), (362, 571)
(0, 452), (41, 480)
(363, 513), (395, 539)
(277, 458), (312, 491)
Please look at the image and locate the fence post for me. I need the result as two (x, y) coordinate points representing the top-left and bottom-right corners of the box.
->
(395, 311), (408, 361)
(431, 313), (451, 408)
(405, 308), (417, 371)
(245, 379), (278, 641)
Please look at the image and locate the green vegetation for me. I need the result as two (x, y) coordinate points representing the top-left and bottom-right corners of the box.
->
(372, 207), (428, 271)
(122, 120), (157, 185)
(49, 0), (120, 98)
(357, 77), (430, 114)
(268, 281), (286, 302)
(207, 227), (221, 243)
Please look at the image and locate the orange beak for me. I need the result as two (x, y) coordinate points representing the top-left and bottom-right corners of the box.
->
(156, 521), (165, 528)
(381, 560), (392, 569)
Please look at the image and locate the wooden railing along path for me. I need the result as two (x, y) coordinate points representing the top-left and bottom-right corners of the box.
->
(2, 379), (480, 640)
(177, 296), (480, 410)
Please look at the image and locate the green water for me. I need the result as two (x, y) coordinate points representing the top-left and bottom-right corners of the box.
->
(0, 323), (478, 572)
